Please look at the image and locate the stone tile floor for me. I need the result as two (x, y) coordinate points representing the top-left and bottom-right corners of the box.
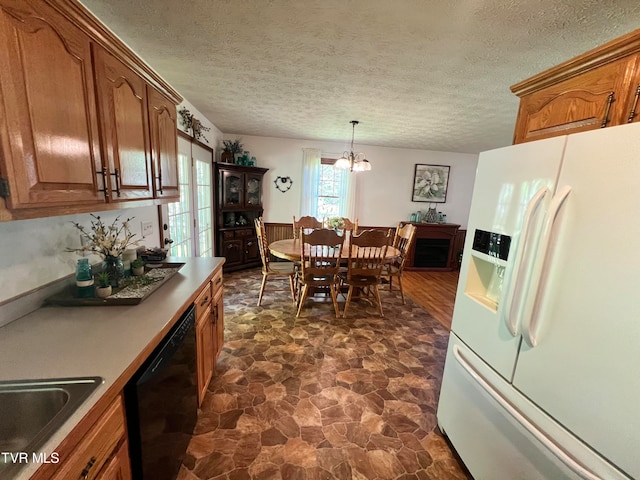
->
(178, 269), (470, 480)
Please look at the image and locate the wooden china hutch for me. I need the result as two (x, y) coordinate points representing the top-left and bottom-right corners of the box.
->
(215, 163), (268, 271)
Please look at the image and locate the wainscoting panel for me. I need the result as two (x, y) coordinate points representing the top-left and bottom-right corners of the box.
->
(264, 222), (466, 269)
(265, 223), (294, 242)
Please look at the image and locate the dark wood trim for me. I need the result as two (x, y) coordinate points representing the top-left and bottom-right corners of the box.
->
(178, 129), (214, 153)
(452, 229), (466, 270)
(216, 163), (269, 175)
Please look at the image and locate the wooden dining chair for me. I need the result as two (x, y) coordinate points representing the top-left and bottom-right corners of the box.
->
(339, 229), (392, 318)
(381, 222), (417, 304)
(293, 216), (323, 239)
(255, 217), (297, 306)
(341, 217), (358, 235)
(296, 228), (344, 318)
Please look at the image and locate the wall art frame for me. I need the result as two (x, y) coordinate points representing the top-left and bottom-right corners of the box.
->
(412, 164), (450, 203)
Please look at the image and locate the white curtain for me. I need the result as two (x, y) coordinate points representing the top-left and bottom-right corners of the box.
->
(300, 148), (320, 217)
(337, 168), (357, 220)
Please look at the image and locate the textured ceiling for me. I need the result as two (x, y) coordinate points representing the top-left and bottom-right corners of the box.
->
(80, 0), (640, 154)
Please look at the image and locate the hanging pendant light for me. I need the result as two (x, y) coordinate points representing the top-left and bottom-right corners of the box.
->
(335, 120), (371, 172)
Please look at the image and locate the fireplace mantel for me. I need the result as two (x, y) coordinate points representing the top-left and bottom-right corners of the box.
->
(401, 222), (461, 271)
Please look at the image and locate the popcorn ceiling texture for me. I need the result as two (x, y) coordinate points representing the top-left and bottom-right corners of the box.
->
(80, 0), (640, 153)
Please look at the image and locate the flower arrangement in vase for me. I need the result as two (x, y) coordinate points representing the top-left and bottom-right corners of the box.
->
(67, 214), (140, 287)
(327, 217), (345, 231)
(222, 138), (243, 163)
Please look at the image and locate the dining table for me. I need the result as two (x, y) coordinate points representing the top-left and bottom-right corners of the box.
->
(269, 238), (401, 262)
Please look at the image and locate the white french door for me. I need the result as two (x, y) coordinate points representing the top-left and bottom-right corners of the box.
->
(193, 143), (213, 257)
(161, 136), (214, 257)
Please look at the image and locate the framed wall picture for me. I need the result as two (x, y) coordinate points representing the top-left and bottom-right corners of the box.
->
(412, 164), (450, 203)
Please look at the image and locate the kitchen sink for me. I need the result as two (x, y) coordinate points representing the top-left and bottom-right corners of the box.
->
(0, 377), (103, 476)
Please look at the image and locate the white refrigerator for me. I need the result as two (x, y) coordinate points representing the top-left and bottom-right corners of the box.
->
(437, 122), (640, 480)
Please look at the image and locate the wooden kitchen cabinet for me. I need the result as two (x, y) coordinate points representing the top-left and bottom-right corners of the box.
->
(196, 303), (214, 405)
(93, 45), (154, 202)
(195, 279), (214, 405)
(96, 440), (132, 480)
(0, 0), (104, 210)
(148, 87), (180, 200)
(0, 0), (182, 221)
(213, 286), (224, 361)
(49, 395), (130, 480)
(195, 268), (224, 405)
(511, 30), (640, 143)
(216, 164), (268, 271)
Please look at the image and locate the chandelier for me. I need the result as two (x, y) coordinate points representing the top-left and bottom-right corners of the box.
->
(335, 120), (371, 172)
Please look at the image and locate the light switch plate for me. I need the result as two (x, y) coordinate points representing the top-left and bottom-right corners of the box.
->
(141, 221), (153, 237)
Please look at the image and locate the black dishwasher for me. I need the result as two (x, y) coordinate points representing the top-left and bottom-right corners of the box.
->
(125, 303), (198, 480)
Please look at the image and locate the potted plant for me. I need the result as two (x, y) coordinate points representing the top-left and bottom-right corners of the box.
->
(221, 138), (243, 163)
(131, 257), (145, 276)
(95, 272), (112, 298)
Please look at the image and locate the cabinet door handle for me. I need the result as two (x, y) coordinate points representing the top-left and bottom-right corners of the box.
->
(627, 84), (640, 123)
(156, 173), (163, 195)
(600, 92), (614, 128)
(215, 276), (222, 286)
(110, 168), (121, 197)
(80, 456), (97, 479)
(97, 167), (109, 198)
(200, 295), (210, 307)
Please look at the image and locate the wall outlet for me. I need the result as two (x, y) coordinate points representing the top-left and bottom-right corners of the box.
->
(141, 221), (153, 238)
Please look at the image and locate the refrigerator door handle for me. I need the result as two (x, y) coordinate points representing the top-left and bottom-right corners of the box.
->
(522, 185), (572, 347)
(453, 344), (605, 480)
(500, 186), (550, 336)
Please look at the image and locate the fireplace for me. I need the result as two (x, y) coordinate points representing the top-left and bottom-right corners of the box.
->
(403, 222), (461, 271)
(414, 238), (450, 268)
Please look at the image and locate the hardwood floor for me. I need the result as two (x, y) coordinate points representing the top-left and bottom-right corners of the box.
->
(399, 270), (460, 329)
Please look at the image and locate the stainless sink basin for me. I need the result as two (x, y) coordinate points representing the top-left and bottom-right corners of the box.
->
(0, 377), (103, 476)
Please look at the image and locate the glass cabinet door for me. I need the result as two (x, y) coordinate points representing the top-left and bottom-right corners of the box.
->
(222, 171), (243, 207)
(245, 173), (262, 206)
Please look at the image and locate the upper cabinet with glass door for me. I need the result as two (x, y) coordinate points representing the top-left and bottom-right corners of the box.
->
(245, 173), (263, 207)
(221, 170), (243, 208)
(219, 165), (268, 209)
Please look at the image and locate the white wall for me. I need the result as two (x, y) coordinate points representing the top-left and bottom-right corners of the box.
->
(224, 134), (478, 228)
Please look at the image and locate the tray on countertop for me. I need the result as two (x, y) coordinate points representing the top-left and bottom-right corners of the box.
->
(46, 262), (185, 306)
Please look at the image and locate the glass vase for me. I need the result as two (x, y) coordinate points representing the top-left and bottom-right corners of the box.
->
(75, 258), (94, 298)
(102, 255), (124, 287)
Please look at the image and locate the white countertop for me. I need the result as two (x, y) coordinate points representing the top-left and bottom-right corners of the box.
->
(0, 257), (225, 479)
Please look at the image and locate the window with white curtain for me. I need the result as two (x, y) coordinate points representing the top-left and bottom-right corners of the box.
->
(300, 148), (356, 220)
(317, 159), (348, 218)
